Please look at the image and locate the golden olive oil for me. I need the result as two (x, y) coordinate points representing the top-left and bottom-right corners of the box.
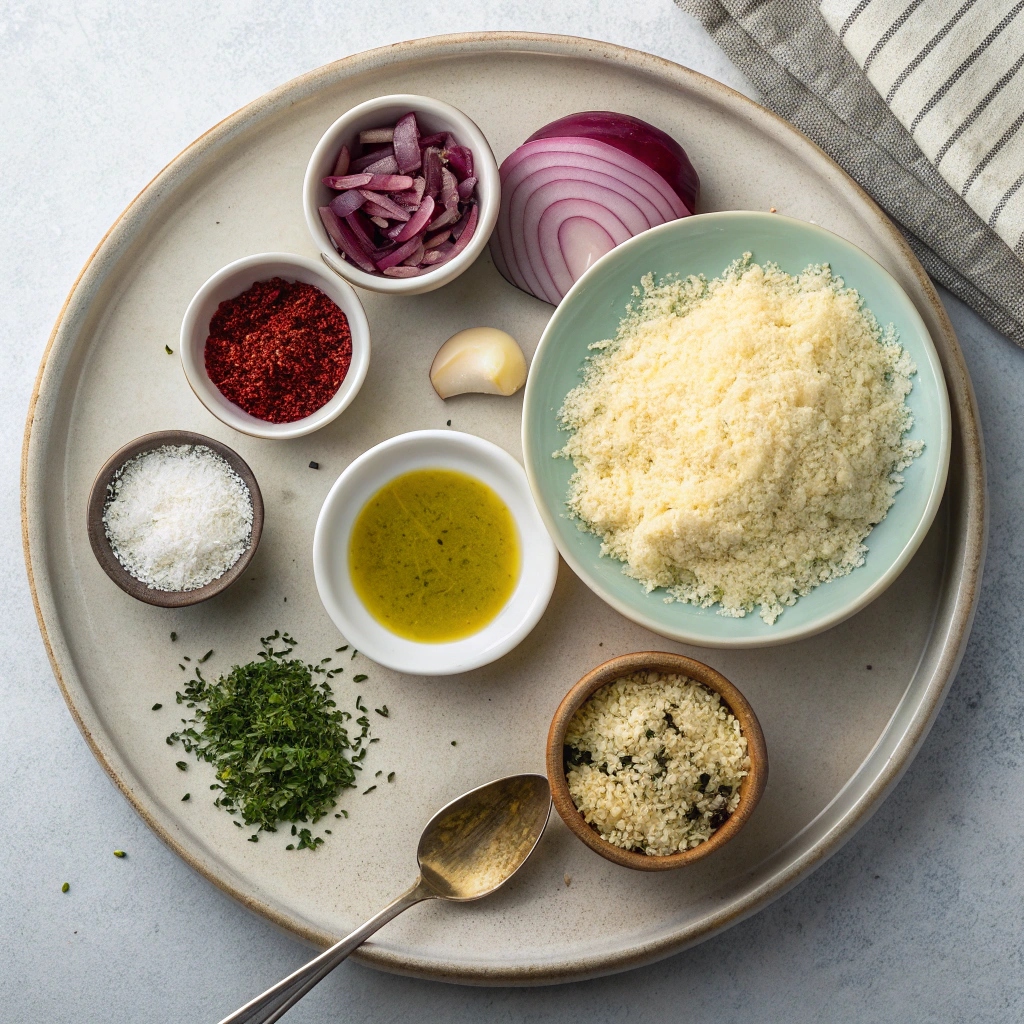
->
(349, 468), (520, 642)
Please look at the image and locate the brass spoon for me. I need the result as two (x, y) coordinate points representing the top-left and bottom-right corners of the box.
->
(219, 774), (551, 1024)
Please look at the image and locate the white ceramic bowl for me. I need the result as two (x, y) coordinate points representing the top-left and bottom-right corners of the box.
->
(180, 253), (370, 440)
(302, 94), (500, 296)
(313, 430), (558, 675)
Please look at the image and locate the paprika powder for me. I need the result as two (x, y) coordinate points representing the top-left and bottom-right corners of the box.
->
(205, 278), (352, 423)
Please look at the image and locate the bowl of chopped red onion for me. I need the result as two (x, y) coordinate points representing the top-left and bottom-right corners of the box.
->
(303, 94), (500, 295)
(179, 252), (370, 440)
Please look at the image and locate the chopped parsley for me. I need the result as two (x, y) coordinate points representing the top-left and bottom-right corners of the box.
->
(167, 631), (373, 850)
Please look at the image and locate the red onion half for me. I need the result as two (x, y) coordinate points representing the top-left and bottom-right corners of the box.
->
(490, 112), (699, 304)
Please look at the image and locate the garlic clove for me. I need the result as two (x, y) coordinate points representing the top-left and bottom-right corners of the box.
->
(429, 327), (528, 399)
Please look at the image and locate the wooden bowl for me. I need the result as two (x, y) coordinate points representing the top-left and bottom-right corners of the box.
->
(87, 430), (264, 608)
(546, 652), (768, 871)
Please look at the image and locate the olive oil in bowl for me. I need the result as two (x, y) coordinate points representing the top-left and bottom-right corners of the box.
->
(349, 468), (520, 642)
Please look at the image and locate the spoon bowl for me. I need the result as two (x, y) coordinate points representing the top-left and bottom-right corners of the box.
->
(417, 774), (552, 901)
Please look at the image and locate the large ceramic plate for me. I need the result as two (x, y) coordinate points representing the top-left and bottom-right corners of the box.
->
(22, 33), (985, 985)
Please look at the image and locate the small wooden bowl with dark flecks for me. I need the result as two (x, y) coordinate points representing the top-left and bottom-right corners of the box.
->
(546, 651), (768, 871)
(86, 429), (264, 608)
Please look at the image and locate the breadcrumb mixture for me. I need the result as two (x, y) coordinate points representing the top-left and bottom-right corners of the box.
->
(565, 672), (749, 855)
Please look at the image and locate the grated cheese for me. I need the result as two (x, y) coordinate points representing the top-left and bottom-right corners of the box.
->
(558, 256), (923, 624)
(103, 445), (253, 592)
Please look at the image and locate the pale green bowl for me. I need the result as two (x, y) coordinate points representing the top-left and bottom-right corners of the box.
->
(522, 212), (951, 648)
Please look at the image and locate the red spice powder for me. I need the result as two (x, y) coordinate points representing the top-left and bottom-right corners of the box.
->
(204, 278), (352, 423)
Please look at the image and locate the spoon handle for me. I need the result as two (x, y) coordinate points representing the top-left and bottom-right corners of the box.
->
(218, 877), (433, 1024)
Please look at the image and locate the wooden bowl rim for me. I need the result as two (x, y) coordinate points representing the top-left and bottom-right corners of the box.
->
(546, 651), (768, 871)
(86, 430), (264, 608)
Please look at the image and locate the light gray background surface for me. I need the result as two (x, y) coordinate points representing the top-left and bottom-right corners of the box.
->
(2, 3), (1021, 1022)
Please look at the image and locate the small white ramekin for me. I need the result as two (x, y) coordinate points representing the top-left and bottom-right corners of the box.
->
(180, 252), (370, 440)
(313, 430), (558, 675)
(302, 94), (500, 296)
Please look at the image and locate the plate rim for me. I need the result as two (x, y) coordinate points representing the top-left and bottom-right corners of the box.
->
(523, 210), (953, 648)
(21, 31), (988, 985)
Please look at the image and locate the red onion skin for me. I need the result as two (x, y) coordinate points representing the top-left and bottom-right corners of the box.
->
(358, 190), (411, 221)
(437, 204), (478, 265)
(392, 113), (422, 174)
(350, 145), (394, 172)
(328, 189), (367, 219)
(376, 234), (424, 271)
(332, 145), (351, 177)
(393, 195), (436, 243)
(319, 207), (376, 273)
(526, 111), (698, 214)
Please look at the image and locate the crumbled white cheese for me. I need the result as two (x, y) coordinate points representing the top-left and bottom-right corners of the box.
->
(103, 445), (253, 592)
(559, 256), (923, 624)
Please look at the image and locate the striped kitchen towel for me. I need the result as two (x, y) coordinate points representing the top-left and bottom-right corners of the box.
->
(678, 0), (1024, 347)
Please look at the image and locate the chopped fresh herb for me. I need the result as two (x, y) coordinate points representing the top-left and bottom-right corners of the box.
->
(335, 645), (348, 653)
(451, 740), (457, 746)
(324, 829), (331, 834)
(286, 844), (295, 850)
(368, 737), (380, 744)
(198, 650), (213, 664)
(295, 828), (322, 851)
(308, 461), (319, 470)
(351, 650), (358, 659)
(152, 703), (163, 711)
(175, 761), (188, 772)
(113, 850), (126, 858)
(375, 770), (382, 778)
(446, 420), (451, 426)
(170, 632), (177, 642)
(179, 664), (186, 671)
(387, 772), (395, 783)
(183, 656), (191, 662)
(167, 631), (374, 850)
(339, 809), (348, 818)
(564, 745), (593, 768)
(165, 345), (173, 355)
(363, 785), (376, 795)
(374, 705), (388, 718)
(182, 793), (191, 801)
(353, 674), (368, 683)
(248, 835), (259, 843)
(644, 728), (654, 739)
(61, 882), (70, 893)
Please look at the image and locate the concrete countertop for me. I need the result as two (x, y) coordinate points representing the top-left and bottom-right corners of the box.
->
(1, 3), (1020, 1021)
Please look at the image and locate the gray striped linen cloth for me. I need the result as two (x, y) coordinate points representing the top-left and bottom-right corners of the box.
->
(677, 0), (1024, 347)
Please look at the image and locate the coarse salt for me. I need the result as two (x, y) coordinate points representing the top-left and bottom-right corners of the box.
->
(103, 445), (253, 592)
